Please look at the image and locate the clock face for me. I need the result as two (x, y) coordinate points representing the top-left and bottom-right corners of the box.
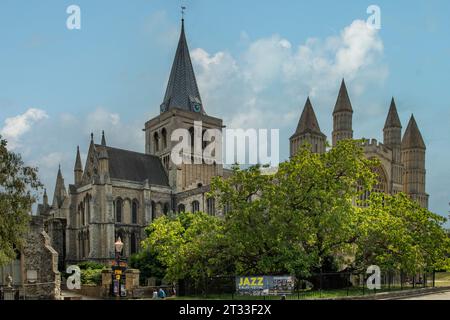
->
(193, 103), (201, 113)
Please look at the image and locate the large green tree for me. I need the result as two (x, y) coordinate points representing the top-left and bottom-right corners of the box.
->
(210, 140), (378, 277)
(0, 136), (42, 265)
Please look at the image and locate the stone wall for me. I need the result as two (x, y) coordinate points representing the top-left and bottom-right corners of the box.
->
(21, 216), (61, 300)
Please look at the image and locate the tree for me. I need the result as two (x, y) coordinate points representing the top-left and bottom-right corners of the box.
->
(354, 192), (450, 273)
(210, 140), (378, 277)
(141, 212), (226, 284)
(0, 136), (42, 265)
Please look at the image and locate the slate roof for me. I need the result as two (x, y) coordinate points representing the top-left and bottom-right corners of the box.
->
(402, 115), (426, 149)
(333, 79), (353, 114)
(161, 19), (204, 114)
(95, 145), (169, 186)
(294, 97), (325, 137)
(384, 98), (402, 129)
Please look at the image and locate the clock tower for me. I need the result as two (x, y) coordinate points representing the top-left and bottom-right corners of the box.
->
(144, 19), (223, 192)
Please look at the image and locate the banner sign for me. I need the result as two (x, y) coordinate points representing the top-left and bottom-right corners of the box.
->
(236, 275), (295, 296)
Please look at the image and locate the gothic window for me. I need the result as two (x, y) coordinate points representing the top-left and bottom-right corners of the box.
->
(81, 202), (85, 226)
(116, 198), (123, 223)
(206, 198), (215, 215)
(163, 203), (170, 215)
(154, 132), (160, 153)
(151, 201), (156, 221)
(161, 128), (167, 150)
(191, 200), (200, 213)
(132, 200), (138, 224)
(189, 127), (195, 151)
(130, 233), (137, 255)
(177, 204), (185, 213)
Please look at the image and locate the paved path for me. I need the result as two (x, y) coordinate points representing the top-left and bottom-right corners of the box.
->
(399, 290), (450, 300)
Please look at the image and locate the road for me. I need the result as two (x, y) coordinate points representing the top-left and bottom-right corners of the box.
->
(400, 290), (450, 300)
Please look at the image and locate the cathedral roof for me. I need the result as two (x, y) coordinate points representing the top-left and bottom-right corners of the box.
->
(402, 115), (426, 149)
(161, 19), (204, 114)
(95, 145), (169, 186)
(293, 97), (325, 137)
(384, 97), (402, 129)
(333, 79), (353, 114)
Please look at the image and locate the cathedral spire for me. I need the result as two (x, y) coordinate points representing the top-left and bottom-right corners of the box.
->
(402, 114), (426, 149)
(74, 146), (83, 171)
(295, 97), (324, 136)
(332, 79), (353, 146)
(74, 146), (83, 185)
(384, 97), (402, 129)
(101, 130), (106, 146)
(333, 79), (353, 114)
(160, 18), (204, 114)
(52, 165), (67, 208)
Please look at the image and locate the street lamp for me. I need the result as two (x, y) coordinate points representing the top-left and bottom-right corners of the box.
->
(115, 237), (124, 259)
(113, 237), (124, 297)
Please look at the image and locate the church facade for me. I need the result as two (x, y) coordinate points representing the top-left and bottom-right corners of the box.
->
(37, 19), (429, 268)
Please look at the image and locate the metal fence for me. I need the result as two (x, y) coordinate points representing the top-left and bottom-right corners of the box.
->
(179, 271), (444, 300)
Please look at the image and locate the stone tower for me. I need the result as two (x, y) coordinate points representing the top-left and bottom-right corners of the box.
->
(401, 115), (428, 208)
(290, 97), (326, 156)
(383, 98), (403, 194)
(144, 19), (223, 193)
(332, 79), (353, 147)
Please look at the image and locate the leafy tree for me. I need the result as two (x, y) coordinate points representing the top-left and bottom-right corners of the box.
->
(209, 140), (378, 277)
(129, 249), (166, 285)
(0, 136), (42, 265)
(354, 192), (450, 273)
(141, 212), (225, 284)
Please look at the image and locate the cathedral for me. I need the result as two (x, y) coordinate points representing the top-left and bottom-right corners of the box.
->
(36, 19), (428, 268)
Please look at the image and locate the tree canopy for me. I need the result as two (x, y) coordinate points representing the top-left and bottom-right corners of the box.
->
(0, 136), (42, 265)
(139, 140), (450, 284)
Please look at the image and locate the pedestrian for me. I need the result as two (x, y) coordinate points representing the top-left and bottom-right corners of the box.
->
(158, 287), (167, 299)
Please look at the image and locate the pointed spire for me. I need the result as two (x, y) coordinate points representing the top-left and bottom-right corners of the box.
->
(161, 18), (204, 114)
(384, 97), (402, 129)
(295, 97), (324, 136)
(43, 189), (48, 206)
(101, 131), (106, 146)
(402, 115), (426, 149)
(333, 79), (353, 114)
(74, 146), (83, 171)
(53, 165), (67, 208)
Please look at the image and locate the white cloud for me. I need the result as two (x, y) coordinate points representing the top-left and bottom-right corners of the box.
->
(0, 108), (48, 149)
(192, 19), (388, 132)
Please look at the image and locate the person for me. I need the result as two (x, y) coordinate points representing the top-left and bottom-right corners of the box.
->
(158, 287), (166, 299)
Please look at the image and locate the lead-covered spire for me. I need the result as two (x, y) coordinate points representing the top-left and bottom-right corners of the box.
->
(160, 19), (204, 114)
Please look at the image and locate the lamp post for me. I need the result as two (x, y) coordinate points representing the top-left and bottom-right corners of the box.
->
(113, 237), (124, 297)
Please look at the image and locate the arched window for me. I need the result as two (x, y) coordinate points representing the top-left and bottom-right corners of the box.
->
(163, 203), (170, 215)
(189, 127), (195, 150)
(116, 198), (123, 223)
(161, 128), (167, 150)
(177, 204), (186, 213)
(206, 198), (215, 215)
(223, 202), (232, 215)
(130, 233), (137, 255)
(81, 202), (85, 226)
(151, 201), (156, 221)
(132, 200), (138, 224)
(192, 200), (200, 213)
(154, 132), (160, 152)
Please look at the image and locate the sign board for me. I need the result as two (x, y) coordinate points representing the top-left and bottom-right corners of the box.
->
(236, 275), (295, 296)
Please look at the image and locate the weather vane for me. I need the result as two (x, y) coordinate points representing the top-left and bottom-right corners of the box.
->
(181, 5), (186, 20)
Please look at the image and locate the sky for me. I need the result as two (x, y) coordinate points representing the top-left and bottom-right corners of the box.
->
(0, 0), (449, 219)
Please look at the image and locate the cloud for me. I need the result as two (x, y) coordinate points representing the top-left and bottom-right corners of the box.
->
(0, 108), (48, 149)
(192, 19), (388, 133)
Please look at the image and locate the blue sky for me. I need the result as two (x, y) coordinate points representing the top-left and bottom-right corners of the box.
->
(0, 0), (449, 219)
